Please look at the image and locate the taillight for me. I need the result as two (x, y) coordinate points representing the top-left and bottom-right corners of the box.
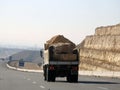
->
(49, 65), (55, 70)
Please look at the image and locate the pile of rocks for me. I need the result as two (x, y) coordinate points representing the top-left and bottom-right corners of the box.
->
(44, 35), (76, 61)
(44, 35), (76, 50)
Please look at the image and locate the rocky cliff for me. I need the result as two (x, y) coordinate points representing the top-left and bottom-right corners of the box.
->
(77, 23), (120, 71)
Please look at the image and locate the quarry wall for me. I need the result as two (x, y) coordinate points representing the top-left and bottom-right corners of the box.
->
(78, 23), (120, 71)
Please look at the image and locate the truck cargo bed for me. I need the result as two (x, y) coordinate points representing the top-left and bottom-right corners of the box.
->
(53, 53), (77, 61)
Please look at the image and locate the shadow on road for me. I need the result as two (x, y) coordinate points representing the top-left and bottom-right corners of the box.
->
(78, 81), (120, 84)
(54, 80), (120, 84)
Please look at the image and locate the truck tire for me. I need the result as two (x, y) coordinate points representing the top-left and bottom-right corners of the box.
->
(43, 66), (46, 81)
(46, 67), (51, 82)
(67, 75), (78, 83)
(71, 75), (78, 82)
(44, 73), (47, 81)
(44, 76), (47, 81)
(67, 76), (71, 82)
(44, 65), (48, 81)
(46, 66), (56, 82)
(44, 68), (47, 81)
(50, 70), (55, 82)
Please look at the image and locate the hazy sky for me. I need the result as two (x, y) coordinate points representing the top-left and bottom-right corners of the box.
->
(0, 0), (120, 47)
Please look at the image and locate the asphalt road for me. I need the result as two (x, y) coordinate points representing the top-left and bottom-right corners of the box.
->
(0, 60), (120, 90)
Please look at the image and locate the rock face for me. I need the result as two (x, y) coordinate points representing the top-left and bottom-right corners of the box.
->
(77, 23), (120, 71)
(95, 24), (120, 35)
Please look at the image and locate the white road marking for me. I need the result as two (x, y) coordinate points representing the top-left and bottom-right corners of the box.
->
(27, 78), (31, 81)
(40, 85), (45, 89)
(98, 87), (109, 90)
(32, 81), (37, 84)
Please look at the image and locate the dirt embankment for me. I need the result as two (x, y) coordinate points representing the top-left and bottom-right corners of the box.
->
(8, 60), (41, 70)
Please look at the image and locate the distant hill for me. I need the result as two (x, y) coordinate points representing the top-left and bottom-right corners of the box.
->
(9, 50), (43, 64)
(0, 47), (22, 58)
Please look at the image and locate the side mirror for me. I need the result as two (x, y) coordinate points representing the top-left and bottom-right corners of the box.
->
(40, 50), (43, 58)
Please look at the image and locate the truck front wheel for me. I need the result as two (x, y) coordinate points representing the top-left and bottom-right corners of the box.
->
(46, 67), (56, 82)
(43, 66), (47, 81)
(46, 67), (51, 82)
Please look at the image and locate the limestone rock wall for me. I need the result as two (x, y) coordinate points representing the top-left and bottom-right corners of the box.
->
(80, 49), (120, 71)
(84, 35), (120, 52)
(95, 24), (120, 35)
(78, 23), (120, 71)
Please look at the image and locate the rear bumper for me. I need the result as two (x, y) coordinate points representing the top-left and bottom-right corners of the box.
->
(51, 65), (78, 77)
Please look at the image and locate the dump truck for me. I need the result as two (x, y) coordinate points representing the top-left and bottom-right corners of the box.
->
(43, 35), (79, 82)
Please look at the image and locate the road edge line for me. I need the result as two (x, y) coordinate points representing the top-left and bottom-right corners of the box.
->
(6, 64), (43, 73)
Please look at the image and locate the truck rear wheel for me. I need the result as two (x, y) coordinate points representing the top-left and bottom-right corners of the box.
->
(67, 76), (71, 82)
(71, 75), (78, 82)
(67, 75), (78, 83)
(51, 75), (55, 82)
